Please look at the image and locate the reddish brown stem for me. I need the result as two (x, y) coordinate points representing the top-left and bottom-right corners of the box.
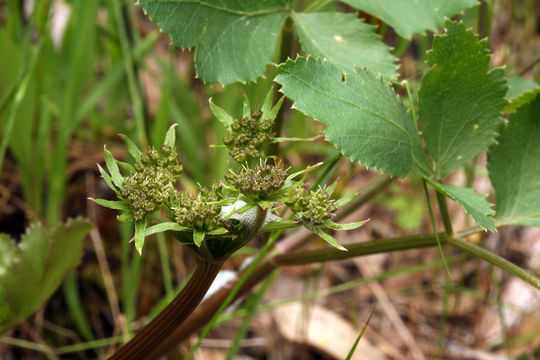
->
(108, 258), (223, 360)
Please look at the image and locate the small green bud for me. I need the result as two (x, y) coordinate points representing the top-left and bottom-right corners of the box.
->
(225, 162), (287, 199)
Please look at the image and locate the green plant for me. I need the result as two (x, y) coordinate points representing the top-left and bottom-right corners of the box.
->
(2, 0), (540, 359)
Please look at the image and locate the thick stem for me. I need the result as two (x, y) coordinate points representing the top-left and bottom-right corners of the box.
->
(108, 258), (223, 360)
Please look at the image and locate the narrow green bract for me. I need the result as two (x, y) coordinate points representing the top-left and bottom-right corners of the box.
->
(275, 57), (432, 178)
(418, 21), (507, 179)
(343, 0), (476, 39)
(138, 0), (289, 84)
(488, 94), (540, 226)
(291, 12), (397, 79)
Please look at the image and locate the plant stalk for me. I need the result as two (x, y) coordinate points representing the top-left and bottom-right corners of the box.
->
(435, 190), (454, 237)
(108, 258), (223, 360)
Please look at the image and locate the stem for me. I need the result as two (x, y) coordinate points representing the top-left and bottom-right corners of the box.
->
(423, 179), (451, 277)
(143, 226), (540, 350)
(108, 258), (223, 360)
(435, 189), (454, 236)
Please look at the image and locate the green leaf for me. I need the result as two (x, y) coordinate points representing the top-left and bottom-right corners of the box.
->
(134, 220), (147, 255)
(119, 134), (142, 163)
(193, 229), (205, 247)
(321, 219), (368, 231)
(432, 182), (496, 231)
(260, 219), (298, 232)
(276, 56), (432, 177)
(488, 94), (540, 227)
(104, 146), (124, 188)
(292, 12), (397, 79)
(0, 219), (92, 334)
(343, 0), (477, 39)
(145, 222), (189, 237)
(138, 0), (289, 84)
(163, 123), (177, 148)
(309, 226), (347, 251)
(209, 98), (233, 130)
(504, 75), (540, 114)
(97, 163), (121, 197)
(418, 21), (507, 178)
(91, 198), (130, 211)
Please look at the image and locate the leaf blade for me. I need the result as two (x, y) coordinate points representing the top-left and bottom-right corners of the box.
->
(488, 94), (540, 227)
(418, 21), (507, 178)
(275, 56), (432, 177)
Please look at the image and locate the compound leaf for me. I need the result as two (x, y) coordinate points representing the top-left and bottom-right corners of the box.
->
(275, 56), (432, 177)
(291, 12), (397, 79)
(343, 0), (477, 39)
(418, 21), (507, 178)
(138, 0), (289, 84)
(0, 218), (92, 334)
(488, 94), (540, 227)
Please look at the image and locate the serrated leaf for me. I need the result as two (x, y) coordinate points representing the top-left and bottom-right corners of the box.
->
(276, 57), (432, 178)
(292, 12), (397, 79)
(418, 21), (507, 178)
(138, 0), (289, 84)
(432, 182), (496, 231)
(309, 226), (347, 251)
(504, 75), (540, 114)
(343, 0), (477, 39)
(0, 219), (91, 334)
(488, 94), (540, 227)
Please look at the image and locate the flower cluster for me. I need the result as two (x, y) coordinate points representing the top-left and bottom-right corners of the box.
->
(173, 185), (233, 232)
(120, 146), (182, 221)
(223, 111), (274, 162)
(225, 162), (287, 199)
(286, 186), (337, 225)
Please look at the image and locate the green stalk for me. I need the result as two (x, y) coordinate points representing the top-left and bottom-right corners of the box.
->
(109, 258), (223, 360)
(435, 190), (454, 237)
(160, 227), (540, 347)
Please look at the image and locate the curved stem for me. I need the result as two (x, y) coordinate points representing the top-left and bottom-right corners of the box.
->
(108, 258), (223, 360)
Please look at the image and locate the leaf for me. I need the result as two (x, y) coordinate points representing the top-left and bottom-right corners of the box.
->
(321, 219), (368, 231)
(104, 146), (124, 187)
(343, 0), (477, 39)
(276, 56), (432, 177)
(209, 98), (233, 130)
(138, 0), (289, 84)
(309, 226), (347, 251)
(134, 220), (147, 255)
(418, 21), (507, 178)
(0, 219), (92, 334)
(119, 133), (142, 163)
(193, 229), (205, 247)
(145, 222), (189, 237)
(163, 123), (177, 148)
(292, 12), (397, 79)
(91, 198), (130, 211)
(503, 75), (540, 114)
(432, 182), (496, 231)
(488, 94), (540, 227)
(97, 163), (121, 197)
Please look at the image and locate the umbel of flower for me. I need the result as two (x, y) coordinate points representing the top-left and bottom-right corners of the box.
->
(225, 162), (287, 200)
(121, 146), (182, 221)
(286, 186), (337, 225)
(173, 185), (237, 232)
(223, 111), (275, 162)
